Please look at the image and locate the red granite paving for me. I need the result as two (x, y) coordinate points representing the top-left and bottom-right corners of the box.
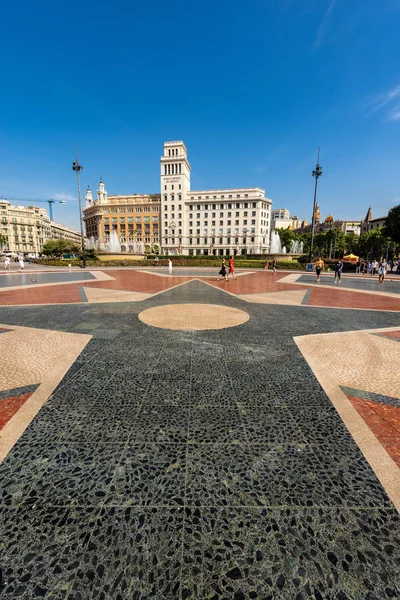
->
(376, 330), (400, 340)
(203, 272), (303, 294)
(0, 271), (193, 305)
(347, 395), (400, 467)
(307, 287), (400, 311)
(0, 392), (33, 430)
(0, 283), (83, 305)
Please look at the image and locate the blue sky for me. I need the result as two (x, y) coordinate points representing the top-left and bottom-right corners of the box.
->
(1, 0), (399, 230)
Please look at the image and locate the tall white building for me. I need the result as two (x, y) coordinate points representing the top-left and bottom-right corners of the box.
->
(160, 141), (272, 255)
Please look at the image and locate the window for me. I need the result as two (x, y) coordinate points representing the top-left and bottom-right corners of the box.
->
(172, 185), (174, 190)
(144, 217), (150, 223)
(251, 219), (255, 225)
(245, 194), (248, 198)
(220, 212), (223, 217)
(204, 220), (208, 226)
(237, 194), (240, 198)
(212, 204), (216, 210)
(212, 213), (216, 218)
(252, 202), (256, 208)
(244, 203), (248, 208)
(244, 220), (247, 225)
(252, 211), (256, 216)
(136, 217), (142, 223)
(236, 212), (239, 217)
(227, 220), (231, 225)
(236, 203), (240, 209)
(197, 221), (200, 226)
(164, 195), (167, 202)
(212, 221), (216, 226)
(219, 220), (223, 226)
(204, 213), (208, 218)
(235, 220), (239, 225)
(165, 185), (167, 190)
(197, 213), (200, 218)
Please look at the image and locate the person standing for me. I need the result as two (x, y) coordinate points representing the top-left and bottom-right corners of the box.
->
(315, 257), (324, 282)
(168, 258), (172, 272)
(355, 260), (361, 274)
(371, 260), (378, 276)
(272, 258), (277, 273)
(378, 260), (387, 284)
(18, 256), (24, 272)
(4, 256), (10, 270)
(334, 259), (343, 284)
(228, 255), (236, 281)
(264, 258), (269, 271)
(154, 255), (159, 266)
(217, 258), (228, 281)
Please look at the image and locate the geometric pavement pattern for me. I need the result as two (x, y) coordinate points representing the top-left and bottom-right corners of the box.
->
(0, 272), (399, 598)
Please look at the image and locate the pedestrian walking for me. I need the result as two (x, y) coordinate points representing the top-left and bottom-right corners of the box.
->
(314, 257), (324, 282)
(4, 256), (10, 270)
(378, 260), (387, 284)
(272, 258), (277, 273)
(18, 256), (24, 272)
(228, 255), (236, 280)
(334, 259), (343, 284)
(371, 260), (378, 276)
(154, 255), (159, 266)
(217, 258), (228, 281)
(168, 259), (172, 272)
(355, 260), (361, 274)
(264, 259), (269, 271)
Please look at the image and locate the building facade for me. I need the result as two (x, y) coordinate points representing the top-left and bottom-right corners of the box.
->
(161, 141), (272, 255)
(271, 208), (302, 232)
(360, 207), (386, 233)
(0, 200), (81, 255)
(293, 204), (361, 236)
(83, 181), (160, 251)
(83, 141), (272, 256)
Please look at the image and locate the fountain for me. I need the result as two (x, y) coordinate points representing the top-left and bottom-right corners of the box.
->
(289, 240), (304, 254)
(106, 230), (121, 253)
(270, 230), (282, 254)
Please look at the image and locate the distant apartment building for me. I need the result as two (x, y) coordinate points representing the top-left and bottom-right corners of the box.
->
(360, 207), (386, 233)
(83, 141), (272, 255)
(83, 182), (160, 250)
(0, 200), (81, 255)
(293, 203), (361, 235)
(271, 208), (301, 232)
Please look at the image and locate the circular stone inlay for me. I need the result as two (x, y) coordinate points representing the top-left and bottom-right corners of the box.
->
(138, 303), (249, 330)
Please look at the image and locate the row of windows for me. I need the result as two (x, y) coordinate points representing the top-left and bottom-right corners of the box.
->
(103, 217), (158, 224)
(167, 148), (179, 156)
(166, 228), (257, 236)
(187, 219), (257, 227)
(102, 206), (159, 214)
(190, 194), (251, 200)
(163, 163), (182, 175)
(187, 202), (263, 211)
(164, 237), (265, 246)
(188, 211), (257, 218)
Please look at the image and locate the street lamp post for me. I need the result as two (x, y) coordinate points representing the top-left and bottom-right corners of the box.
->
(309, 149), (323, 263)
(72, 154), (86, 269)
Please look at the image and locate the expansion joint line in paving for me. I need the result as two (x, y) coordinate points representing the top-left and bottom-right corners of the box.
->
(179, 330), (194, 599)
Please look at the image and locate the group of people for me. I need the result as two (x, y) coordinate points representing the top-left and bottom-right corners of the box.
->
(355, 259), (399, 276)
(3, 255), (25, 271)
(217, 256), (236, 281)
(264, 258), (278, 273)
(315, 257), (390, 284)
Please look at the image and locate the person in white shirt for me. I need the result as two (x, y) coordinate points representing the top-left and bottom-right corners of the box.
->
(4, 256), (10, 270)
(18, 257), (25, 272)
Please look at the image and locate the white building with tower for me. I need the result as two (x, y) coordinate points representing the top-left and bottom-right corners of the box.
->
(83, 140), (272, 256)
(160, 141), (272, 255)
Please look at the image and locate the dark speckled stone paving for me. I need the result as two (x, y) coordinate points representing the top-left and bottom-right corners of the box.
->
(0, 279), (399, 599)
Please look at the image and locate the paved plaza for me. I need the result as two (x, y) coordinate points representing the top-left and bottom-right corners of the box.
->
(0, 267), (399, 599)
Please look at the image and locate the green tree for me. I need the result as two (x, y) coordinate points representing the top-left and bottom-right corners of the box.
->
(383, 204), (400, 245)
(314, 232), (327, 256)
(42, 239), (80, 257)
(344, 232), (360, 255)
(274, 228), (296, 251)
(0, 233), (8, 250)
(358, 228), (390, 258)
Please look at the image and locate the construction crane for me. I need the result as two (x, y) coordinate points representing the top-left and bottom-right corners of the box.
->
(0, 197), (66, 221)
